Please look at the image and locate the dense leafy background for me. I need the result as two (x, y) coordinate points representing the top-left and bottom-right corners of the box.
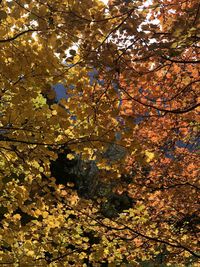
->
(0, 0), (199, 266)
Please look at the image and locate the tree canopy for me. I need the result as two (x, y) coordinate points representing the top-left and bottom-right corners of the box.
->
(0, 0), (199, 266)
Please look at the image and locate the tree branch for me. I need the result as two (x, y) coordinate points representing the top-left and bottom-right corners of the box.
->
(0, 29), (36, 43)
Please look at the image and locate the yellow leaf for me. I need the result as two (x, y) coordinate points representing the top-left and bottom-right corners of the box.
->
(52, 110), (57, 115)
(171, 42), (178, 48)
(42, 211), (49, 218)
(27, 250), (35, 257)
(144, 151), (155, 162)
(39, 166), (44, 172)
(13, 214), (21, 220)
(66, 154), (75, 160)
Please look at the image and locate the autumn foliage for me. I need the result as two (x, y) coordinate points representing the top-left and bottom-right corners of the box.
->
(0, 0), (199, 266)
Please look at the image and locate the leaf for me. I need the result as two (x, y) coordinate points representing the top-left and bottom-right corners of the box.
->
(144, 151), (155, 163)
(66, 154), (75, 160)
(171, 42), (178, 49)
(0, 0), (198, 265)
(32, 94), (47, 108)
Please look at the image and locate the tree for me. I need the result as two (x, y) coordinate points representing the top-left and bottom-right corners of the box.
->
(0, 0), (199, 266)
